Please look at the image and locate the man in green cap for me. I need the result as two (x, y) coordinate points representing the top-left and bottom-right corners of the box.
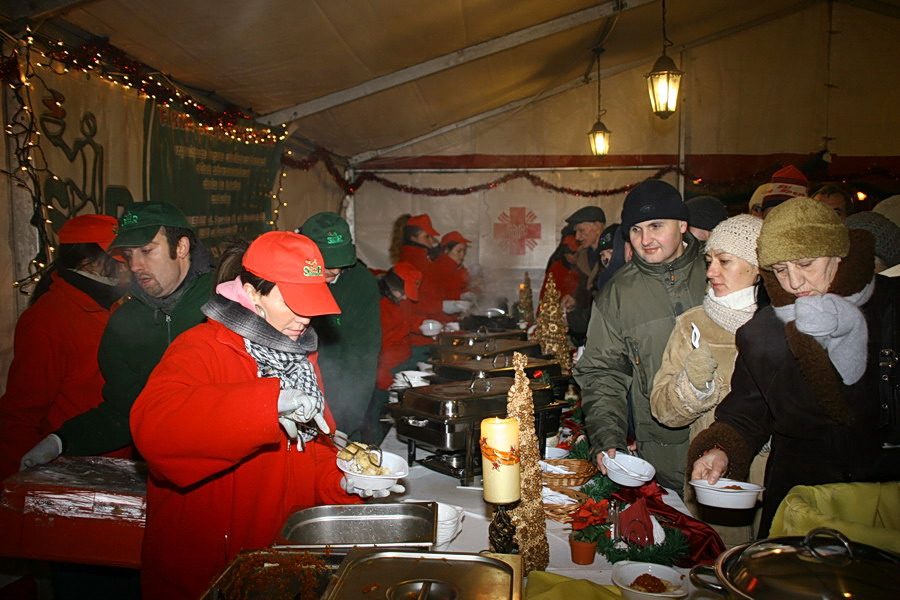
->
(300, 212), (382, 443)
(21, 201), (214, 467)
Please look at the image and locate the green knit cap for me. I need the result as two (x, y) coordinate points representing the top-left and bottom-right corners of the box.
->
(757, 196), (849, 269)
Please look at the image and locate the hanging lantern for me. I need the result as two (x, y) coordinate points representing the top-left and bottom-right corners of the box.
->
(646, 54), (682, 119)
(646, 0), (683, 119)
(587, 48), (611, 157)
(587, 118), (611, 157)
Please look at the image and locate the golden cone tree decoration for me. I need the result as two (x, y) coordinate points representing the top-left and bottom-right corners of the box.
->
(507, 352), (550, 574)
(531, 273), (572, 373)
(518, 272), (535, 324)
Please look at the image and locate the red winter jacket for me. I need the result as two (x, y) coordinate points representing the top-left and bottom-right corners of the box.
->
(376, 297), (423, 390)
(130, 319), (359, 600)
(0, 273), (129, 480)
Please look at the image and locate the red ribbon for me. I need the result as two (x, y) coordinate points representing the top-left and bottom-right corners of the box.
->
(612, 481), (725, 567)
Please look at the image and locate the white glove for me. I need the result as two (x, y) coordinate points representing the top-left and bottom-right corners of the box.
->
(340, 475), (406, 499)
(442, 300), (471, 314)
(20, 434), (62, 470)
(277, 389), (329, 439)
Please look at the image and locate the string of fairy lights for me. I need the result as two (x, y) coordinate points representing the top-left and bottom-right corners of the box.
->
(0, 28), (287, 293)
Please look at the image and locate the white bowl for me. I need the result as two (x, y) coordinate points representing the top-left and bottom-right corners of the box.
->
(611, 561), (688, 600)
(337, 450), (409, 491)
(602, 452), (655, 487)
(689, 478), (764, 509)
(434, 502), (465, 549)
(543, 446), (570, 459)
(420, 319), (442, 336)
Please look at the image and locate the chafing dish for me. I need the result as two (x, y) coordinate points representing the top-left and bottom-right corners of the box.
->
(436, 326), (527, 346)
(434, 337), (542, 362)
(390, 377), (563, 485)
(275, 503), (437, 550)
(322, 549), (522, 600)
(430, 355), (562, 383)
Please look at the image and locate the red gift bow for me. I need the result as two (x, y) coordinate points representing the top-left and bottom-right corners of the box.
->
(612, 480), (725, 566)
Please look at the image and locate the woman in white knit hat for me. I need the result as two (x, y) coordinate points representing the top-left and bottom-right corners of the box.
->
(650, 214), (768, 547)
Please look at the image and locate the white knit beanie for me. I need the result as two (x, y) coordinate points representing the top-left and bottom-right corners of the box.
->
(705, 214), (764, 267)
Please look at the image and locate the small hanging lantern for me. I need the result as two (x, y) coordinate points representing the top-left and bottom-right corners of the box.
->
(645, 0), (683, 119)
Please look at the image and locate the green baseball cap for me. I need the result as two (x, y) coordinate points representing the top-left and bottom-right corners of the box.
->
(300, 211), (357, 269)
(110, 202), (192, 249)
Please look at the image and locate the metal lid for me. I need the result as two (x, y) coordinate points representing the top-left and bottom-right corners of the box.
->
(722, 528), (900, 599)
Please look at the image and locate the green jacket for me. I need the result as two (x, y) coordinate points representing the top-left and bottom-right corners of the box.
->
(311, 261), (381, 439)
(56, 269), (213, 455)
(573, 235), (707, 491)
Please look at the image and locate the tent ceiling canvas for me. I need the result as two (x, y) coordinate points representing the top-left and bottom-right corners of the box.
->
(3, 0), (899, 160)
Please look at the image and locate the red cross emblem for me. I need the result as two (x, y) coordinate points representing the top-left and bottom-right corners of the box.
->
(492, 207), (541, 255)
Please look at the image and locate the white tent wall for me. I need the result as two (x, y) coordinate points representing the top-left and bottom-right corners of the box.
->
(346, 2), (899, 312)
(276, 160), (347, 231)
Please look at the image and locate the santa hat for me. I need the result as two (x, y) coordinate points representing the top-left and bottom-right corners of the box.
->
(760, 165), (808, 212)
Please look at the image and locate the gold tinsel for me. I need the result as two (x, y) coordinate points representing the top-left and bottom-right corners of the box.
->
(518, 272), (535, 324)
(507, 352), (550, 574)
(531, 273), (572, 373)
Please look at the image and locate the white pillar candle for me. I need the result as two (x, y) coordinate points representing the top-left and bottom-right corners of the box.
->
(480, 417), (521, 503)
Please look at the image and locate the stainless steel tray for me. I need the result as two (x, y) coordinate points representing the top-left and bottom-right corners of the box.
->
(396, 378), (554, 420)
(275, 502), (437, 550)
(321, 549), (521, 599)
(202, 548), (343, 600)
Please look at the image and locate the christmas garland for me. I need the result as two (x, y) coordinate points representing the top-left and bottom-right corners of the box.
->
(577, 475), (689, 566)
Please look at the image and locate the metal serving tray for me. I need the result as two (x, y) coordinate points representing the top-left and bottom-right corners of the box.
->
(275, 503), (437, 550)
(321, 549), (521, 600)
(202, 548), (344, 600)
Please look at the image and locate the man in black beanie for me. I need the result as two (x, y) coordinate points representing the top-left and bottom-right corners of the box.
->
(686, 195), (729, 241)
(573, 179), (707, 492)
(560, 205), (606, 346)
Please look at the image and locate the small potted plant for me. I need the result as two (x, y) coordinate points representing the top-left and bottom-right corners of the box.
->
(569, 498), (610, 565)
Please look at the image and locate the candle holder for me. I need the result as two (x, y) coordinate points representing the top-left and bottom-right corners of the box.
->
(487, 501), (519, 554)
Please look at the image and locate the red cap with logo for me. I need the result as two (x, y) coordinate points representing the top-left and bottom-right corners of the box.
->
(391, 261), (422, 301)
(58, 214), (119, 250)
(406, 214), (440, 237)
(440, 231), (471, 247)
(243, 231), (340, 316)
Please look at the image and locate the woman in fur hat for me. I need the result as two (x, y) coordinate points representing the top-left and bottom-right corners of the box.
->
(688, 197), (899, 537)
(651, 215), (768, 547)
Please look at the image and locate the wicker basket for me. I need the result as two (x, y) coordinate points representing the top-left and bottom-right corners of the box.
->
(540, 458), (598, 487)
(542, 485), (588, 523)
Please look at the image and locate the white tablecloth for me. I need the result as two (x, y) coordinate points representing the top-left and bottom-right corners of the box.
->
(378, 431), (721, 598)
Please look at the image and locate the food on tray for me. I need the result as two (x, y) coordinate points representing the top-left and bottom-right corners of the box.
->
(337, 442), (388, 476)
(630, 573), (672, 594)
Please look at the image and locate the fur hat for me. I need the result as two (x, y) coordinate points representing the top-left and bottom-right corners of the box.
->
(705, 214), (763, 267)
(620, 179), (687, 231)
(686, 195), (729, 232)
(760, 165), (808, 212)
(845, 211), (900, 268)
(757, 197), (850, 269)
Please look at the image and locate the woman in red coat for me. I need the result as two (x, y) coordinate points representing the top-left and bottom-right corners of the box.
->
(0, 214), (127, 479)
(131, 232), (396, 600)
(429, 231), (472, 302)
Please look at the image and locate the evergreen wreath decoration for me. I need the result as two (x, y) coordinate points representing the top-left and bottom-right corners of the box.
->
(575, 474), (689, 566)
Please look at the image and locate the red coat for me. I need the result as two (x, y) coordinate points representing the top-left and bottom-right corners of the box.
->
(426, 254), (469, 302)
(130, 319), (359, 600)
(540, 259), (579, 302)
(376, 297), (423, 390)
(0, 273), (128, 480)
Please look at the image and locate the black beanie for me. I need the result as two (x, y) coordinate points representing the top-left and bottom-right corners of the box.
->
(620, 179), (688, 231)
(686, 195), (729, 232)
